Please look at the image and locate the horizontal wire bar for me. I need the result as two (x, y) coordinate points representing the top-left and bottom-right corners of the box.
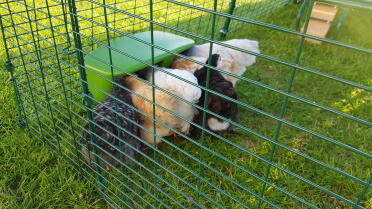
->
(19, 98), (186, 209)
(79, 0), (372, 92)
(16, 58), (355, 209)
(163, 0), (372, 53)
(16, 79), (207, 209)
(25, 124), (151, 209)
(15, 71), (224, 207)
(10, 24), (370, 199)
(19, 70), (289, 207)
(32, 83), (363, 209)
(23, 117), (167, 209)
(11, 48), (282, 207)
(7, 24), (370, 194)
(3, 25), (69, 42)
(16, 64), (252, 209)
(68, 10), (372, 127)
(3, 0), (370, 207)
(23, 110), (174, 209)
(4, 2), (371, 131)
(21, 56), (360, 209)
(14, 75), (196, 207)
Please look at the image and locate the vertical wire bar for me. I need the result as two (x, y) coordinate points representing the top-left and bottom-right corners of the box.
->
(60, 0), (74, 101)
(163, 0), (171, 29)
(24, 0), (63, 154)
(86, 0), (94, 152)
(149, 0), (159, 204)
(295, 0), (308, 32)
(67, 0), (103, 189)
(150, 0), (156, 148)
(354, 176), (371, 208)
(0, 16), (11, 66)
(31, 0), (42, 51)
(186, 0), (196, 32)
(0, 15), (29, 130)
(102, 0), (128, 204)
(26, 0), (48, 54)
(4, 60), (28, 128)
(87, 1), (94, 164)
(132, 0), (137, 33)
(102, 0), (119, 158)
(5, 1), (47, 145)
(196, 0), (208, 34)
(198, 0), (218, 202)
(45, 0), (81, 165)
(61, 0), (72, 49)
(8, 62), (28, 128)
(90, 1), (94, 51)
(113, 0), (117, 39)
(256, 1), (313, 208)
(175, 0), (183, 29)
(219, 0), (236, 39)
(204, 6), (214, 37)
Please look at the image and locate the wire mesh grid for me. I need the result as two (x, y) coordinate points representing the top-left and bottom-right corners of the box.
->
(0, 0), (371, 208)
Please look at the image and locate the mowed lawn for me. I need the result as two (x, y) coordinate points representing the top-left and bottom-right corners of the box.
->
(0, 1), (371, 209)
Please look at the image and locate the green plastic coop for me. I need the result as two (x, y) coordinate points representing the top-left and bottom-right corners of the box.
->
(84, 31), (195, 101)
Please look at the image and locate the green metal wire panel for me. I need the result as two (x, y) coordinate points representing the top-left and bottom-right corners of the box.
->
(0, 0), (371, 208)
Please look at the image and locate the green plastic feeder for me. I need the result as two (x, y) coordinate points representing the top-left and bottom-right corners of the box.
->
(84, 31), (195, 102)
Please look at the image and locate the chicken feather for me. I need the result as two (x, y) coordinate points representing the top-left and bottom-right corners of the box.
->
(81, 76), (141, 169)
(183, 39), (259, 85)
(187, 39), (259, 68)
(126, 68), (200, 145)
(191, 54), (239, 135)
(171, 56), (241, 86)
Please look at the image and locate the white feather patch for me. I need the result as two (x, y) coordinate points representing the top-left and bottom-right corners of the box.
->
(149, 68), (201, 102)
(207, 118), (230, 131)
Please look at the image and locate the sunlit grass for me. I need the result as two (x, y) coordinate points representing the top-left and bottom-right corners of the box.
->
(0, 1), (371, 208)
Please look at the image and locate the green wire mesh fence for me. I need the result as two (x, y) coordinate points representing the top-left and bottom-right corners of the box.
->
(0, 0), (371, 208)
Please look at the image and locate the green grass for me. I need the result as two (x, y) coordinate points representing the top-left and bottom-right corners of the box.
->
(0, 1), (371, 208)
(0, 34), (105, 208)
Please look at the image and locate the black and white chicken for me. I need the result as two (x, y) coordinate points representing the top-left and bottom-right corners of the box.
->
(192, 54), (239, 135)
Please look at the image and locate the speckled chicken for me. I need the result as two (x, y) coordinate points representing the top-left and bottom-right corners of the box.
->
(81, 76), (141, 169)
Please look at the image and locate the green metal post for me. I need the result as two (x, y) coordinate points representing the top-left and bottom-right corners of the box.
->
(220, 0), (237, 40)
(149, 0), (159, 205)
(4, 61), (28, 128)
(354, 176), (371, 208)
(150, 0), (156, 160)
(0, 15), (28, 129)
(1, 0), (369, 208)
(330, 8), (350, 40)
(61, 0), (73, 54)
(66, 0), (104, 194)
(5, 1), (47, 144)
(198, 0), (218, 201)
(257, 1), (313, 208)
(296, 0), (309, 31)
